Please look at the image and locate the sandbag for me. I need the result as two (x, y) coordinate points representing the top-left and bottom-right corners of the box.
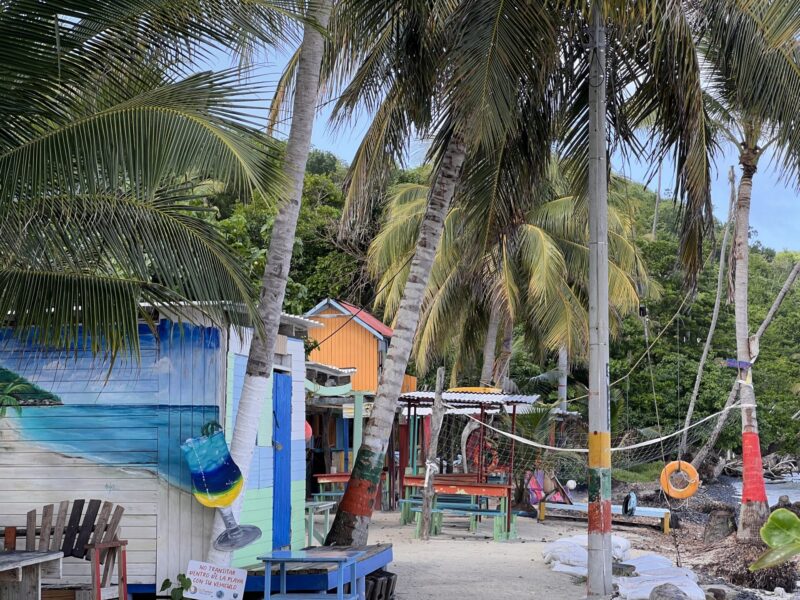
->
(557, 534), (632, 560)
(542, 541), (588, 566)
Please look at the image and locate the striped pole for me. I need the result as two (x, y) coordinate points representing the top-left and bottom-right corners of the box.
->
(587, 3), (613, 597)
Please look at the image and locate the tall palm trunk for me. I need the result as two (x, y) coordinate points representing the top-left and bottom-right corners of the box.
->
(651, 164), (662, 239)
(492, 316), (514, 388)
(480, 304), (501, 386)
(325, 133), (467, 546)
(733, 142), (769, 541)
(679, 167), (735, 457)
(692, 259), (800, 470)
(206, 0), (331, 564)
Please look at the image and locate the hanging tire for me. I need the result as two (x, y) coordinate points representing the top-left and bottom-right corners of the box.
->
(660, 461), (700, 499)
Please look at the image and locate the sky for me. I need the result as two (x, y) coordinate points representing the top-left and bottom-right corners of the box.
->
(207, 49), (800, 253)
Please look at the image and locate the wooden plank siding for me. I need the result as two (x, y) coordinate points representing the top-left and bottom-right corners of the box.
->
(0, 319), (308, 586)
(0, 322), (223, 588)
(306, 308), (380, 393)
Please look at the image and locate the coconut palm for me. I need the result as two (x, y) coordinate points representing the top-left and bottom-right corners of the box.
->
(679, 1), (800, 540)
(324, 0), (720, 549)
(367, 170), (652, 384)
(209, 0), (333, 565)
(0, 0), (301, 358)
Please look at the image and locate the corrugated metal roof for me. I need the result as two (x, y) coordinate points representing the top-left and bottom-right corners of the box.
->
(336, 299), (394, 338)
(306, 361), (357, 376)
(398, 390), (540, 407)
(280, 312), (323, 329)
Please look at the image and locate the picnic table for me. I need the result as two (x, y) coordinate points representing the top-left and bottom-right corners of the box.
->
(313, 473), (351, 503)
(305, 501), (336, 546)
(400, 478), (515, 541)
(249, 545), (393, 599)
(0, 551), (63, 600)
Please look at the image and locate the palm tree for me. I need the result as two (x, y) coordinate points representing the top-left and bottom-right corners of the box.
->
(210, 0), (334, 565)
(366, 170), (652, 383)
(686, 1), (800, 540)
(0, 0), (298, 358)
(324, 0), (720, 554)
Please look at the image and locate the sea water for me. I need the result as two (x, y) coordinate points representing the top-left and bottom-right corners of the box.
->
(10, 404), (219, 491)
(731, 474), (800, 505)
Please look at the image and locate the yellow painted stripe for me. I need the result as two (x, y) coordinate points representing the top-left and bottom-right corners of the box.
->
(588, 431), (611, 468)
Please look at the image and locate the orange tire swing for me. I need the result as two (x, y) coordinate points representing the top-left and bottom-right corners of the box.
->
(660, 461), (700, 499)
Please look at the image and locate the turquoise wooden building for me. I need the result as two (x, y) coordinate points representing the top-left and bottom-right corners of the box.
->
(0, 311), (319, 590)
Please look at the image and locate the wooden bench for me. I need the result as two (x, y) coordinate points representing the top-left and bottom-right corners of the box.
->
(2, 500), (127, 600)
(540, 501), (673, 534)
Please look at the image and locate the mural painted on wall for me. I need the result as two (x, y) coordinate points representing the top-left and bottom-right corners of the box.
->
(0, 320), (222, 491)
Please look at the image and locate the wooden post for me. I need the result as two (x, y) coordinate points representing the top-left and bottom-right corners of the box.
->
(507, 404), (517, 534)
(420, 368), (446, 540)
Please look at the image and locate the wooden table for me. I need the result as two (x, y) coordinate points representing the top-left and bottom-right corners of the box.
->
(259, 549), (365, 600)
(0, 551), (63, 600)
(246, 544), (393, 597)
(305, 501), (337, 546)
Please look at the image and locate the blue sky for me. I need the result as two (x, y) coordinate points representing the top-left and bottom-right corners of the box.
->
(208, 50), (799, 253)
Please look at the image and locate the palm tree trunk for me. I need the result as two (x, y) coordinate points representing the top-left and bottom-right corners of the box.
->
(479, 304), (501, 386)
(651, 164), (662, 239)
(679, 167), (735, 457)
(325, 133), (467, 546)
(733, 150), (769, 542)
(492, 316), (514, 389)
(206, 0), (331, 564)
(692, 259), (800, 469)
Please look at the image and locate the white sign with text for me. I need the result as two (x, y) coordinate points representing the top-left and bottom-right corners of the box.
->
(184, 561), (246, 600)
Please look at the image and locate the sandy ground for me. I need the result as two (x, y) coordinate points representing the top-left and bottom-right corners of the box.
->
(362, 510), (653, 599)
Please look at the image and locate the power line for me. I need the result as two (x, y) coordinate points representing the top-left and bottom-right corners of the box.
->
(311, 252), (416, 349)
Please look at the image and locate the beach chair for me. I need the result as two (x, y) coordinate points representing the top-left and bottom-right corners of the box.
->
(2, 499), (128, 600)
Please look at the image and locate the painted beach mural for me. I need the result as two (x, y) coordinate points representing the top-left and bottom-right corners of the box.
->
(0, 319), (309, 588)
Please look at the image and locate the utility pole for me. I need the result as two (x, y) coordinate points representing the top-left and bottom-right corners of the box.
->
(587, 3), (613, 597)
(557, 347), (568, 413)
(420, 367), (446, 540)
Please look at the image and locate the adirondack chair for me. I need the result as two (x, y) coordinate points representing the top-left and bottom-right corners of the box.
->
(2, 499), (128, 600)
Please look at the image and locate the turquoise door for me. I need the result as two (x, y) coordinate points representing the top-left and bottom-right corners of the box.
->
(272, 372), (292, 549)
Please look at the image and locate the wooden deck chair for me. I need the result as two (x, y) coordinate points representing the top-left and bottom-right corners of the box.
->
(2, 499), (128, 600)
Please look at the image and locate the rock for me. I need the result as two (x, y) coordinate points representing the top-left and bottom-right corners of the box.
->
(772, 496), (792, 512)
(733, 592), (760, 600)
(706, 587), (727, 600)
(703, 508), (737, 544)
(649, 583), (690, 600)
(613, 562), (636, 576)
(706, 594), (716, 600)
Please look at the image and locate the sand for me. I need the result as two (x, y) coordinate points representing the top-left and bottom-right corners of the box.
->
(364, 510), (651, 599)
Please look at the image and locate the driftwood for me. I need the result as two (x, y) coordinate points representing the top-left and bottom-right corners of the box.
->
(722, 453), (799, 480)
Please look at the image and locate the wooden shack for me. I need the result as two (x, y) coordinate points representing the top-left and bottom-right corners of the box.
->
(0, 311), (319, 592)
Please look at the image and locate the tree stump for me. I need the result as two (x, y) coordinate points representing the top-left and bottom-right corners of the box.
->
(703, 508), (736, 545)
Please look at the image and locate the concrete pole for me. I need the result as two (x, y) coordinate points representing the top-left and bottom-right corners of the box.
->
(557, 347), (568, 412)
(353, 393), (364, 452)
(420, 367), (446, 540)
(587, 3), (613, 597)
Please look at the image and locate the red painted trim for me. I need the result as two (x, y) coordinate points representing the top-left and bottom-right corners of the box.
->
(741, 432), (768, 503)
(588, 501), (612, 533)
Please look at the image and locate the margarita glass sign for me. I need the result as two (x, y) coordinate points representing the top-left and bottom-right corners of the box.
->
(181, 428), (261, 551)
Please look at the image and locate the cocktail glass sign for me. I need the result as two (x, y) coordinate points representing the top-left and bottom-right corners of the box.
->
(184, 560), (246, 600)
(181, 426), (262, 551)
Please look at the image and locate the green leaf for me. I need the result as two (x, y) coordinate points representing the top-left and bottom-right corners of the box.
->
(170, 587), (183, 600)
(760, 508), (800, 548)
(160, 579), (172, 592)
(750, 542), (800, 571)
